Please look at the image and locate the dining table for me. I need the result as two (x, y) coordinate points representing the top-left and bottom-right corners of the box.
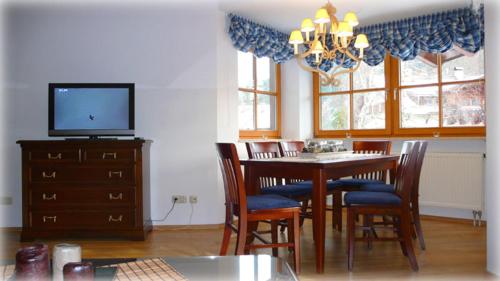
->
(240, 153), (400, 273)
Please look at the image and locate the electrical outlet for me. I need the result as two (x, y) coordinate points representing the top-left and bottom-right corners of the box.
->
(0, 196), (12, 205)
(172, 195), (187, 204)
(189, 195), (198, 204)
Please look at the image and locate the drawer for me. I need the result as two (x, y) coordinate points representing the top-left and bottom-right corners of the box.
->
(31, 210), (136, 229)
(84, 148), (136, 163)
(28, 149), (80, 163)
(29, 166), (136, 184)
(31, 188), (135, 208)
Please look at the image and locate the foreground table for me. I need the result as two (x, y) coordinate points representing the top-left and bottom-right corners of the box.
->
(240, 154), (399, 273)
(1, 255), (297, 281)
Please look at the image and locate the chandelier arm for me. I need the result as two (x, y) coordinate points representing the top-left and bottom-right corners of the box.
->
(295, 55), (330, 78)
(331, 60), (363, 78)
(344, 49), (363, 62)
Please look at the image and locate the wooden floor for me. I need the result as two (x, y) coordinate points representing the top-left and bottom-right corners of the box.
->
(1, 213), (492, 280)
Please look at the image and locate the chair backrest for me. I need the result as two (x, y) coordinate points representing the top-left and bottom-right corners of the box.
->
(352, 140), (392, 182)
(216, 143), (247, 212)
(279, 141), (305, 157)
(394, 141), (420, 206)
(411, 140), (428, 203)
(246, 142), (281, 159)
(246, 142), (282, 187)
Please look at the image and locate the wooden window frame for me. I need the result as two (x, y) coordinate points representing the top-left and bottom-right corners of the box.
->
(239, 55), (282, 139)
(313, 52), (485, 138)
(314, 55), (392, 138)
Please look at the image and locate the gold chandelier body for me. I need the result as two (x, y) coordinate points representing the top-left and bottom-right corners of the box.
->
(288, 2), (369, 86)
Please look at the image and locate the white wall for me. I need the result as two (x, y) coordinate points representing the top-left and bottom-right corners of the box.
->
(485, 0), (500, 276)
(0, 2), (226, 226)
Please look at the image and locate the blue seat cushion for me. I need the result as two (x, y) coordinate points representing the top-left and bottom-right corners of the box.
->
(337, 178), (385, 187)
(344, 191), (401, 206)
(247, 194), (301, 211)
(261, 184), (312, 197)
(360, 183), (395, 193)
(295, 180), (342, 191)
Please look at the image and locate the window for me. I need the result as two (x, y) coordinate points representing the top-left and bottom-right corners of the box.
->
(315, 58), (391, 137)
(237, 51), (281, 138)
(395, 49), (485, 136)
(314, 49), (485, 138)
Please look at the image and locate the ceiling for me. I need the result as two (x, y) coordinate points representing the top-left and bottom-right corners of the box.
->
(218, 0), (474, 32)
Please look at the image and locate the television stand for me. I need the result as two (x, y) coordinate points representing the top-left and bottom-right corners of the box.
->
(17, 139), (152, 241)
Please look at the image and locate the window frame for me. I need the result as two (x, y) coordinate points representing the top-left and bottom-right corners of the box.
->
(238, 54), (282, 139)
(313, 52), (485, 138)
(314, 55), (392, 138)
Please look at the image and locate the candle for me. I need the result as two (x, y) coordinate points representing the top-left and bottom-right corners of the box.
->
(53, 244), (82, 281)
(15, 243), (50, 281)
(63, 262), (94, 281)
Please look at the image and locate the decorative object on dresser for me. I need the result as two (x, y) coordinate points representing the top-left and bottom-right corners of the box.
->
(17, 139), (151, 241)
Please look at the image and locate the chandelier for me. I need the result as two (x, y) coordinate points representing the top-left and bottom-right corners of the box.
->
(288, 2), (369, 86)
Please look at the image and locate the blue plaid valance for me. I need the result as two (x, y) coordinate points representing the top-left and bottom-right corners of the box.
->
(227, 14), (294, 63)
(228, 6), (484, 71)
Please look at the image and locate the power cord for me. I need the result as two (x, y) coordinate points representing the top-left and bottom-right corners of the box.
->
(151, 198), (177, 222)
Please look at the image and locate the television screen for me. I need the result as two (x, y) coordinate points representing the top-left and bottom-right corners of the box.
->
(49, 83), (134, 137)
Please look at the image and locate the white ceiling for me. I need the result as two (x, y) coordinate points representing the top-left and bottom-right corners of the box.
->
(218, 0), (473, 32)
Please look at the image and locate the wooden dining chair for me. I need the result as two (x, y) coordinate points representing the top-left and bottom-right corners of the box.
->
(360, 141), (428, 250)
(216, 143), (301, 274)
(247, 141), (313, 229)
(344, 141), (421, 271)
(278, 141), (305, 157)
(331, 140), (392, 231)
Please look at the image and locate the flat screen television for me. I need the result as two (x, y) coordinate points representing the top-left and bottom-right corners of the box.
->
(48, 83), (135, 138)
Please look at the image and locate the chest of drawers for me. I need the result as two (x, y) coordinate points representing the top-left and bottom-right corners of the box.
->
(17, 140), (151, 241)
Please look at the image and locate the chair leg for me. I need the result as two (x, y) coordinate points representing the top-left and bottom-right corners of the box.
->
(347, 208), (355, 271)
(292, 212), (301, 275)
(401, 212), (419, 271)
(287, 219), (294, 252)
(394, 217), (408, 256)
(333, 190), (343, 232)
(299, 200), (309, 227)
(219, 206), (232, 256)
(245, 221), (259, 254)
(235, 218), (247, 255)
(412, 203), (426, 250)
(363, 215), (374, 250)
(271, 221), (278, 257)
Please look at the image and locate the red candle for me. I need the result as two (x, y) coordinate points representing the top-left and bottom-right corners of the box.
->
(63, 262), (94, 281)
(15, 243), (50, 281)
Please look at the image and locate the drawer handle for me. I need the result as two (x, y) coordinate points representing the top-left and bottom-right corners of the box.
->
(43, 216), (57, 223)
(109, 193), (123, 200)
(47, 153), (62, 160)
(108, 171), (123, 179)
(102, 152), (117, 160)
(42, 193), (56, 200)
(108, 215), (123, 222)
(42, 171), (56, 179)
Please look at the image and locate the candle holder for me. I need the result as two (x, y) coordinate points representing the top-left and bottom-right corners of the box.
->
(63, 262), (94, 281)
(53, 244), (82, 281)
(15, 243), (50, 281)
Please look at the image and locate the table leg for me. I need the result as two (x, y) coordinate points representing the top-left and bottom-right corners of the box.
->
(312, 168), (326, 273)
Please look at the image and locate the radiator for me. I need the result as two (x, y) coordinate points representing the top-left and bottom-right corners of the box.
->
(419, 152), (484, 212)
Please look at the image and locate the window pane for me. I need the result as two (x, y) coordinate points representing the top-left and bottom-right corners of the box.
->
(256, 94), (276, 130)
(400, 87), (439, 128)
(238, 51), (254, 89)
(256, 57), (276, 91)
(400, 54), (438, 86)
(320, 95), (350, 130)
(442, 82), (485, 127)
(320, 72), (349, 93)
(238, 91), (254, 130)
(442, 49), (484, 82)
(353, 91), (386, 129)
(353, 62), (385, 90)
